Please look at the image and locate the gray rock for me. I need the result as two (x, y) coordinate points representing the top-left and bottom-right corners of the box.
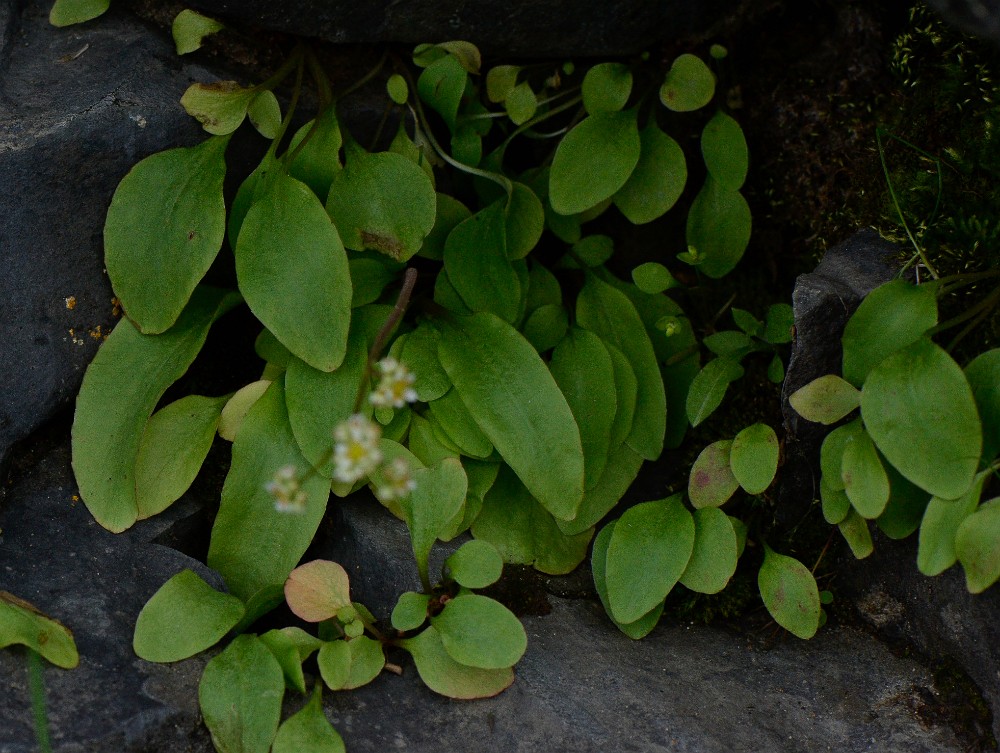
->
(0, 428), (219, 753)
(183, 0), (745, 57)
(926, 0), (1000, 42)
(776, 230), (903, 528)
(0, 0), (212, 466)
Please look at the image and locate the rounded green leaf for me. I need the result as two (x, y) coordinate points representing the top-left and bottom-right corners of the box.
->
(820, 477), (851, 524)
(841, 431), (889, 519)
(819, 418), (863, 492)
(135, 394), (227, 519)
(689, 440), (739, 509)
(237, 172), (351, 372)
(505, 81), (538, 125)
(323, 636), (385, 690)
(0, 592), (79, 669)
(105, 136), (229, 334)
(72, 287), (239, 532)
(287, 108), (343, 200)
(317, 641), (351, 691)
(758, 548), (820, 640)
(49, 0), (109, 26)
(732, 308), (762, 337)
(917, 472), (986, 576)
(522, 304), (569, 353)
(181, 81), (255, 135)
(387, 73), (409, 104)
(446, 540), (504, 589)
(549, 111), (641, 216)
(685, 177), (751, 279)
(875, 463), (929, 540)
(401, 324), (451, 402)
(686, 357), (744, 427)
(764, 303), (795, 344)
(730, 423), (779, 495)
(219, 380), (271, 442)
(842, 280), (938, 387)
(679, 508), (738, 594)
(392, 592), (431, 631)
(172, 9), (224, 54)
(436, 313), (584, 520)
(701, 111), (748, 190)
(505, 182), (545, 260)
(965, 349), (1000, 463)
(399, 626), (514, 699)
(247, 90), (281, 139)
(591, 522), (663, 639)
(327, 148), (436, 262)
(861, 338), (981, 500)
(418, 54), (467, 131)
(789, 375), (861, 425)
(613, 124), (687, 225)
(838, 509), (874, 559)
(402, 458), (469, 584)
(419, 194), (470, 260)
(605, 495), (695, 624)
(487, 65), (520, 102)
(284, 560), (352, 623)
(956, 500), (1000, 593)
(432, 594), (527, 669)
(272, 685), (345, 753)
(582, 62), (633, 113)
(631, 262), (677, 294)
(199, 635), (284, 753)
(659, 54), (715, 112)
(134, 570), (244, 663)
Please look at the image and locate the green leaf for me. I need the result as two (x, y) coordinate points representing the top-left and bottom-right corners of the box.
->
(732, 308), (763, 337)
(861, 338), (981, 499)
(418, 54), (467, 132)
(247, 91), (281, 139)
(820, 477), (851, 524)
(522, 304), (569, 353)
(387, 73), (409, 104)
(445, 540), (504, 589)
(956, 500), (1000, 593)
(199, 635), (284, 753)
(237, 172), (351, 372)
(227, 152), (277, 252)
(767, 354), (785, 384)
(104, 136), (228, 334)
(272, 685), (345, 753)
(443, 200), (521, 322)
(429, 390), (494, 458)
(688, 440), (739, 509)
(349, 257), (396, 308)
(703, 331), (755, 358)
(701, 111), (748, 190)
(763, 303), (794, 344)
(72, 287), (238, 532)
(259, 628), (323, 694)
(631, 263), (677, 294)
(135, 394), (227, 519)
(842, 280), (938, 387)
(0, 592), (78, 669)
(605, 344), (638, 450)
(562, 235), (615, 269)
(283, 560), (352, 623)
(590, 523), (663, 639)
(964, 349), (1000, 463)
(875, 464), (929, 539)
(287, 108), (343, 200)
(320, 636), (384, 690)
(758, 547), (820, 640)
(181, 82), (255, 135)
(172, 9), (224, 54)
(419, 194), (470, 260)
(558, 443), (643, 537)
(659, 54), (715, 112)
(472, 466), (592, 574)
(685, 177), (751, 279)
(49, 0), (108, 26)
(613, 124), (686, 225)
(576, 274), (666, 460)
(788, 375), (861, 425)
(841, 431), (889, 519)
(133, 570), (244, 663)
(549, 111), (641, 216)
(917, 471), (986, 576)
(400, 324), (450, 401)
(525, 260), (562, 311)
(549, 327), (617, 489)
(487, 65), (520, 102)
(432, 594), (527, 669)
(685, 357), (744, 427)
(435, 41), (482, 74)
(316, 640), (350, 690)
(436, 313), (584, 520)
(401, 458), (468, 586)
(408, 413), (459, 467)
(399, 626), (514, 699)
(505, 182), (545, 260)
(582, 63), (633, 113)
(605, 495), (694, 624)
(327, 148), (436, 262)
(207, 381), (329, 602)
(730, 423), (779, 495)
(392, 592), (431, 631)
(679, 508), (738, 594)
(819, 418), (863, 492)
(505, 82), (538, 125)
(838, 509), (874, 559)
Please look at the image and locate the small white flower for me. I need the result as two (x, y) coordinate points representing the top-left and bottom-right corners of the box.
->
(333, 413), (383, 484)
(266, 464), (307, 512)
(369, 357), (418, 408)
(375, 456), (417, 502)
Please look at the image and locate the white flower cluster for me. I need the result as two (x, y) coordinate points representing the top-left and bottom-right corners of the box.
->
(333, 413), (384, 484)
(265, 464), (307, 512)
(369, 357), (418, 408)
(376, 456), (418, 502)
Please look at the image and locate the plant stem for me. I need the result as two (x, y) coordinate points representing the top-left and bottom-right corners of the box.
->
(251, 45), (305, 95)
(338, 52), (388, 101)
(265, 54), (305, 164)
(28, 650), (52, 753)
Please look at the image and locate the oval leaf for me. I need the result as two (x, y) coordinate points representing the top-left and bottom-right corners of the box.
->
(399, 626), (514, 699)
(49, 0), (109, 26)
(730, 423), (779, 495)
(284, 560), (352, 623)
(679, 508), (738, 594)
(431, 594), (527, 669)
(758, 548), (820, 640)
(918, 472), (986, 576)
(591, 523), (663, 639)
(0, 592), (79, 669)
(861, 338), (981, 500)
(685, 177), (751, 279)
(956, 500), (1000, 593)
(287, 108), (343, 200)
(272, 685), (345, 753)
(686, 357), (744, 428)
(582, 62), (633, 113)
(789, 374), (861, 425)
(105, 136), (229, 334)
(401, 457), (468, 584)
(689, 440), (739, 509)
(613, 124), (686, 224)
(218, 381), (271, 442)
(701, 110), (748, 190)
(181, 81), (255, 135)
(392, 592), (431, 631)
(841, 430), (889, 519)
(172, 9), (224, 55)
(660, 54), (715, 112)
(134, 570), (244, 663)
(965, 349), (1000, 463)
(445, 540), (504, 589)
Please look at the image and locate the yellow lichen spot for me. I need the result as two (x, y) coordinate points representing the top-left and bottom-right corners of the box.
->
(88, 326), (103, 341)
(65, 296), (77, 310)
(111, 297), (122, 318)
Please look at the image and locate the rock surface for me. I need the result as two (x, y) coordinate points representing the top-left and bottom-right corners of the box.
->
(927, 0), (1000, 41)
(0, 0), (211, 467)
